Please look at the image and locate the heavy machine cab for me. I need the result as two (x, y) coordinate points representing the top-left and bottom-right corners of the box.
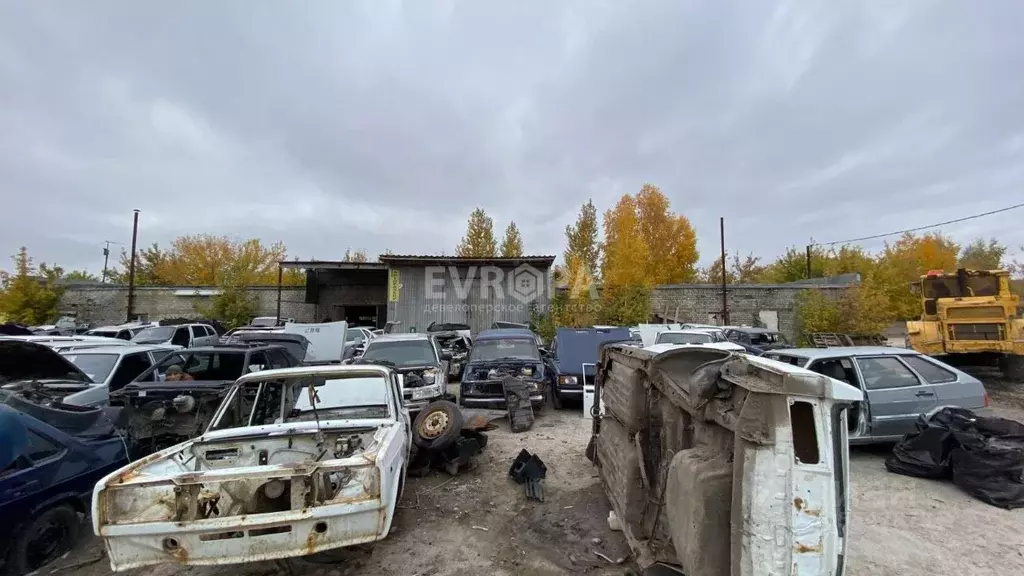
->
(906, 268), (1023, 380)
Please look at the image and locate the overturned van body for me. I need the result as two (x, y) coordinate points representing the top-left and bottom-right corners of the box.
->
(590, 345), (862, 576)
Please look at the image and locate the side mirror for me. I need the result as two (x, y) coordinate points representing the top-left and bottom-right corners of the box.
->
(539, 347), (550, 357)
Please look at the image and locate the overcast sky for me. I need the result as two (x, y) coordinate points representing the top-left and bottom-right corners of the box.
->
(2, 0), (1023, 274)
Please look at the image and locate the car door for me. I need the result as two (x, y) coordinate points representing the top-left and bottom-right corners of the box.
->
(189, 326), (205, 346)
(108, 352), (154, 396)
(171, 327), (191, 347)
(853, 355), (940, 439)
(901, 354), (985, 409)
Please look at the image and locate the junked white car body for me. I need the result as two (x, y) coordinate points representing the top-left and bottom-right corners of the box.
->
(92, 364), (411, 570)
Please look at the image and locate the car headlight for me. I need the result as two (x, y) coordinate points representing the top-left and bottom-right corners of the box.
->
(422, 369), (438, 384)
(527, 381), (538, 391)
(559, 375), (577, 385)
(411, 383), (442, 400)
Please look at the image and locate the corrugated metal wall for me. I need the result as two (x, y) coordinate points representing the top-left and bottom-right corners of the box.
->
(386, 264), (550, 334)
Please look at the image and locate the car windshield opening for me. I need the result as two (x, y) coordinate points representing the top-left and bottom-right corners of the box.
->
(657, 332), (712, 345)
(62, 353), (119, 382)
(751, 332), (787, 345)
(471, 338), (539, 361)
(151, 351), (247, 381)
(361, 340), (436, 367)
(132, 326), (174, 343)
(211, 371), (390, 430)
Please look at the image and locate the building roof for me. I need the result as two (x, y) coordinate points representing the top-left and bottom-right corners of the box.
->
(378, 255), (556, 267)
(278, 260), (387, 270)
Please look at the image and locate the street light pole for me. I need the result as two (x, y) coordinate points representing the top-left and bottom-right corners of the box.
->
(126, 210), (141, 322)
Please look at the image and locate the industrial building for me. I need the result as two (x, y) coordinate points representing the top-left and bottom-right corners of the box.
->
(281, 255), (556, 333)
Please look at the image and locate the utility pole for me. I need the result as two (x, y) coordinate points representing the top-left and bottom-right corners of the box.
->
(101, 240), (123, 283)
(126, 210), (141, 322)
(805, 244), (812, 279)
(720, 217), (729, 325)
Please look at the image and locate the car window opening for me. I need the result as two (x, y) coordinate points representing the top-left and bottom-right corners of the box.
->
(790, 401), (820, 465)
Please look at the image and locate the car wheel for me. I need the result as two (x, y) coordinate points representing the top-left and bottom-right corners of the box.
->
(412, 400), (463, 451)
(7, 504), (79, 575)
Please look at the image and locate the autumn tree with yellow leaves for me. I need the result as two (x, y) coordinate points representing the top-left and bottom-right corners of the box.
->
(111, 235), (305, 286)
(456, 208), (498, 257)
(598, 184), (699, 324)
(500, 222), (524, 257)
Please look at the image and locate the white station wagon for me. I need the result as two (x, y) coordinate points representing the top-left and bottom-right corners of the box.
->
(92, 364), (411, 570)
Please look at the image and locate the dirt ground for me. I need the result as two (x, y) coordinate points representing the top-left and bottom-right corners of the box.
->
(47, 380), (1024, 576)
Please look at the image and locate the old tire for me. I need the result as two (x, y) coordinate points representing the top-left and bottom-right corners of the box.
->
(6, 504), (79, 575)
(413, 400), (463, 451)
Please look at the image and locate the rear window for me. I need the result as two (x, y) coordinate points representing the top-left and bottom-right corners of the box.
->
(902, 355), (957, 384)
(656, 332), (712, 345)
(471, 338), (539, 361)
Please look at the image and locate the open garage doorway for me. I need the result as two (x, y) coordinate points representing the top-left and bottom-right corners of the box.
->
(333, 305), (385, 328)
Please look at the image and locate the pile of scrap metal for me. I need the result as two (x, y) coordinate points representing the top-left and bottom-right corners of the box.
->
(408, 400), (489, 476)
(807, 332), (889, 348)
(508, 449), (546, 501)
(432, 331), (471, 381)
(588, 344), (863, 575)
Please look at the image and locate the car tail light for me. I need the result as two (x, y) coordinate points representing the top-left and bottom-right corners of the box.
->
(984, 391), (991, 407)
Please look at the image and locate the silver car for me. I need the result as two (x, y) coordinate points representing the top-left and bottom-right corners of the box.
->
(764, 346), (990, 444)
(59, 344), (180, 406)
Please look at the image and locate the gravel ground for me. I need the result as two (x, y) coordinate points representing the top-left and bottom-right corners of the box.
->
(49, 383), (1024, 576)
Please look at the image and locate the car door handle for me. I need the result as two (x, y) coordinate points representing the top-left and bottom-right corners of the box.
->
(915, 390), (935, 397)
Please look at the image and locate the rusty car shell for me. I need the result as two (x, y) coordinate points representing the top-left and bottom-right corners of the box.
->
(91, 364), (410, 570)
(591, 345), (863, 576)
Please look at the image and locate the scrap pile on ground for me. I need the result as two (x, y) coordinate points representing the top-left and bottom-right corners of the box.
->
(886, 406), (1024, 509)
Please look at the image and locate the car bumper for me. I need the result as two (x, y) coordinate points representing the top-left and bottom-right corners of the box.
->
(99, 500), (389, 570)
(460, 394), (546, 409)
(555, 384), (583, 396)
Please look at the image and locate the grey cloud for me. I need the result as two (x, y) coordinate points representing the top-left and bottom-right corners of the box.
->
(1, 0), (1022, 275)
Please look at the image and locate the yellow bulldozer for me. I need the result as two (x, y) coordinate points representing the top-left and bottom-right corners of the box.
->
(906, 268), (1024, 380)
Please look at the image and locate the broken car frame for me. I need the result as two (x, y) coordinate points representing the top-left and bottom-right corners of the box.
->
(92, 364), (412, 570)
(590, 345), (863, 576)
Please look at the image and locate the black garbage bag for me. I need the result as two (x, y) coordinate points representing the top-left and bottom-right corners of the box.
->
(885, 407), (977, 479)
(885, 424), (957, 478)
(951, 438), (1024, 510)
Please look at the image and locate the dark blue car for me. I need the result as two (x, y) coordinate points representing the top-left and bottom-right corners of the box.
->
(459, 328), (555, 409)
(0, 403), (128, 574)
(550, 326), (632, 408)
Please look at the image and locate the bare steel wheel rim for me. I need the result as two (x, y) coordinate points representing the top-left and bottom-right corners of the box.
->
(419, 409), (450, 439)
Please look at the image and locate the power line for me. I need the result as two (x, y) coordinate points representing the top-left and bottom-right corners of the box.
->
(813, 201), (1024, 247)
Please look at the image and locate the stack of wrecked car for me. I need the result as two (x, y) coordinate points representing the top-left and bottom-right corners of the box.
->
(589, 344), (863, 575)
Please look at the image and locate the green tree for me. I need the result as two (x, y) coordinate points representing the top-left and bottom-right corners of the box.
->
(342, 249), (369, 263)
(456, 208), (497, 257)
(64, 270), (98, 282)
(195, 284), (258, 329)
(0, 247), (65, 325)
(701, 251), (765, 284)
(499, 221), (524, 257)
(958, 238), (1006, 270)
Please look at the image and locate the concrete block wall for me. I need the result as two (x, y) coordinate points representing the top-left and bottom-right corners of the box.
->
(650, 283), (850, 341)
(61, 284), (315, 327)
